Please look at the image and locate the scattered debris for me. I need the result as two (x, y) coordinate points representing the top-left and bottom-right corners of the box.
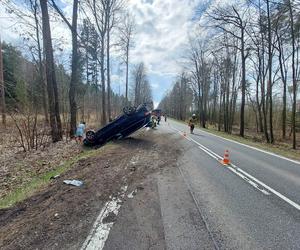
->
(50, 175), (60, 180)
(130, 166), (136, 172)
(63, 179), (84, 187)
(54, 213), (59, 218)
(127, 190), (137, 198)
(104, 161), (110, 168)
(127, 185), (144, 198)
(102, 211), (117, 224)
(136, 185), (144, 191)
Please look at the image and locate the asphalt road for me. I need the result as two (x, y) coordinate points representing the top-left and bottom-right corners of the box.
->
(86, 119), (300, 250)
(167, 119), (300, 249)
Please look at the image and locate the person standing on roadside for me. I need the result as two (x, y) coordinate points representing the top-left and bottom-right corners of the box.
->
(188, 114), (196, 134)
(76, 121), (86, 143)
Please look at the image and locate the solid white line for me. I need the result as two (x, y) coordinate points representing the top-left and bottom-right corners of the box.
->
(198, 146), (219, 161)
(171, 126), (300, 210)
(231, 164), (300, 211)
(81, 185), (128, 250)
(228, 166), (270, 195)
(194, 137), (271, 196)
(191, 124), (300, 165)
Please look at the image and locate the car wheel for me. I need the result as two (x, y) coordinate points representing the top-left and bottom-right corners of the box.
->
(86, 130), (96, 142)
(123, 106), (136, 116)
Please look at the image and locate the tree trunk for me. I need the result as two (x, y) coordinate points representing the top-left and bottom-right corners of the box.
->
(33, 0), (49, 124)
(0, 37), (6, 128)
(256, 75), (263, 133)
(240, 28), (246, 137)
(277, 35), (287, 139)
(40, 0), (62, 142)
(266, 0), (274, 143)
(100, 43), (106, 125)
(69, 0), (79, 137)
(288, 0), (297, 149)
(107, 27), (111, 121)
(125, 46), (129, 103)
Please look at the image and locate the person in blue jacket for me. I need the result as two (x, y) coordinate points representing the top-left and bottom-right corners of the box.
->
(76, 121), (86, 143)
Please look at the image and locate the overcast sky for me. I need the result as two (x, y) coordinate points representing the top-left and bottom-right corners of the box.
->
(0, 0), (216, 107)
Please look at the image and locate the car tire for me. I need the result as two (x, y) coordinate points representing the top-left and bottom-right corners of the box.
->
(86, 130), (96, 142)
(123, 106), (136, 116)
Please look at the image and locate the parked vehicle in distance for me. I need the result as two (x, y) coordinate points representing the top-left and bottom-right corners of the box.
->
(83, 104), (151, 147)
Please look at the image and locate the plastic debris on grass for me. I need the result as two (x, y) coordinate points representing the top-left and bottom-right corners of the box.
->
(63, 179), (84, 187)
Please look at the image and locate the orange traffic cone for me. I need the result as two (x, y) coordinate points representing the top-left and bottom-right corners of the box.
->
(220, 150), (230, 165)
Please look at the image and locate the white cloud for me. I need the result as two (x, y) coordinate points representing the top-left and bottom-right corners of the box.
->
(0, 0), (218, 103)
(128, 0), (202, 76)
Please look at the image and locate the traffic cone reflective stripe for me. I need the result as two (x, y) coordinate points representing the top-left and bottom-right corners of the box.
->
(220, 150), (230, 165)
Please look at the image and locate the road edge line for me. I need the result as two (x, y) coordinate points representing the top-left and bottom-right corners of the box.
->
(171, 125), (300, 211)
(231, 164), (300, 211)
(197, 127), (300, 165)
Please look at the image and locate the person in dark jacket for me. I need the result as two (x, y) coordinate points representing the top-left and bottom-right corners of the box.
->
(188, 114), (196, 134)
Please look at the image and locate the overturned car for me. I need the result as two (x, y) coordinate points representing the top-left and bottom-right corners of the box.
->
(84, 104), (151, 147)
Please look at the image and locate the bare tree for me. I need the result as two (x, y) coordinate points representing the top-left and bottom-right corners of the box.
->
(86, 0), (108, 125)
(273, 9), (290, 139)
(287, 0), (298, 149)
(208, 4), (249, 136)
(189, 40), (211, 128)
(118, 12), (135, 103)
(105, 0), (123, 121)
(0, 37), (6, 127)
(51, 0), (79, 137)
(131, 62), (152, 106)
(30, 0), (49, 124)
(40, 0), (62, 142)
(266, 0), (275, 143)
(2, 0), (49, 123)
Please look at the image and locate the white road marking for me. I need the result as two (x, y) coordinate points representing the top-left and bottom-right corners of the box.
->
(227, 166), (270, 195)
(231, 164), (300, 211)
(193, 124), (300, 165)
(81, 185), (128, 250)
(171, 126), (300, 211)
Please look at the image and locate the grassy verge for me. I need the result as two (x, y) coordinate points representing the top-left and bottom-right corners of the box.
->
(0, 145), (115, 209)
(169, 118), (300, 161)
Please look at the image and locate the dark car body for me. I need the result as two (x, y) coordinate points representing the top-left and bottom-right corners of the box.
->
(83, 104), (151, 146)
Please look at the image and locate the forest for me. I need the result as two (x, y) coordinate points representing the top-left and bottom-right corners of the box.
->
(159, 0), (300, 149)
(0, 0), (152, 151)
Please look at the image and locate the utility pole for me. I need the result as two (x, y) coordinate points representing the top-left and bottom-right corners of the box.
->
(0, 37), (6, 128)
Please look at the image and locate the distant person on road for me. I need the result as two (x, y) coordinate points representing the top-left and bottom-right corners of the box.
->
(76, 121), (86, 143)
(157, 115), (161, 125)
(188, 114), (196, 134)
(164, 114), (167, 122)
